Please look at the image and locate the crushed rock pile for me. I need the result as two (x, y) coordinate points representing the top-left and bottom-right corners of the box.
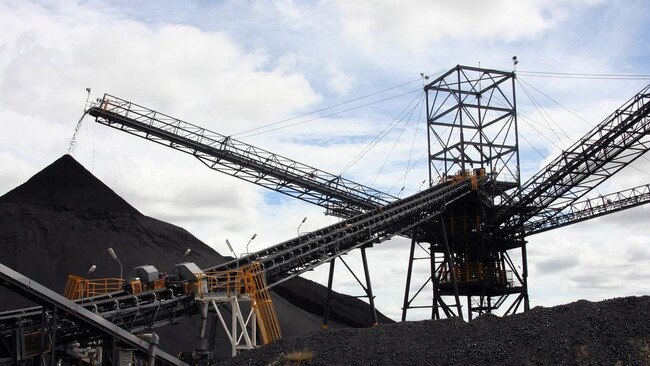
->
(0, 155), (392, 359)
(224, 296), (650, 366)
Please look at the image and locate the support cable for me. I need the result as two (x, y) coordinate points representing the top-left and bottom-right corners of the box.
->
(338, 90), (424, 176)
(232, 78), (422, 137)
(518, 77), (595, 128)
(517, 78), (650, 185)
(387, 151), (427, 194)
(401, 93), (426, 192)
(517, 70), (650, 80)
(519, 77), (650, 176)
(517, 132), (547, 161)
(517, 80), (570, 148)
(238, 88), (422, 139)
(371, 93), (425, 188)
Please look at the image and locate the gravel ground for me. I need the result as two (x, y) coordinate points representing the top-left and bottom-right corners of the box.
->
(223, 296), (650, 366)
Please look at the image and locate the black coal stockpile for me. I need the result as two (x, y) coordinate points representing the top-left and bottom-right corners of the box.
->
(224, 296), (650, 366)
(0, 155), (391, 358)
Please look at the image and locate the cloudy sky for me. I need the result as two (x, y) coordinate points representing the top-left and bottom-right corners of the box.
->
(1, 0), (649, 320)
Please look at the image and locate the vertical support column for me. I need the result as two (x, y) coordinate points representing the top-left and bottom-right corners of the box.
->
(360, 247), (378, 326)
(13, 328), (24, 364)
(439, 220), (463, 320)
(512, 74), (522, 187)
(425, 84), (432, 187)
(50, 309), (57, 366)
(230, 298), (237, 357)
(145, 333), (159, 366)
(38, 307), (47, 364)
(401, 235), (417, 321)
(521, 242), (530, 311)
(487, 296), (492, 313)
(430, 241), (440, 320)
(251, 310), (257, 347)
(456, 67), (466, 172)
(112, 338), (120, 366)
(197, 300), (209, 353)
(322, 258), (336, 330)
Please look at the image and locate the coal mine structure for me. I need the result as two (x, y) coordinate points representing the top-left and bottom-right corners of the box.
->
(1, 65), (650, 365)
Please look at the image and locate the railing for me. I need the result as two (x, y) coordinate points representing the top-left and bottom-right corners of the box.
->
(195, 270), (245, 298)
(88, 94), (397, 218)
(194, 264), (282, 345)
(499, 84), (650, 233)
(437, 263), (511, 287)
(63, 275), (125, 300)
(129, 278), (165, 295)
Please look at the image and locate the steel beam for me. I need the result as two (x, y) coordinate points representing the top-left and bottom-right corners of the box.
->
(0, 263), (187, 366)
(87, 96), (396, 218)
(207, 176), (481, 286)
(499, 83), (650, 235)
(525, 183), (650, 235)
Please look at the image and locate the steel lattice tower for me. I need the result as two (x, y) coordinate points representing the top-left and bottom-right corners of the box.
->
(402, 65), (528, 321)
(426, 65), (521, 194)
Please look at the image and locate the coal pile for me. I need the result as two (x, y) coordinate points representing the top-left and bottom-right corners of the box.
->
(224, 296), (650, 366)
(274, 276), (393, 327)
(0, 155), (228, 309)
(0, 155), (391, 359)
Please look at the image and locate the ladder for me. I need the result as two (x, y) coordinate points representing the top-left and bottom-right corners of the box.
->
(242, 263), (282, 344)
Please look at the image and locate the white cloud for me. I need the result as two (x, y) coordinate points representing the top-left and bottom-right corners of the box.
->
(325, 64), (355, 95)
(332, 0), (592, 54)
(0, 1), (320, 134)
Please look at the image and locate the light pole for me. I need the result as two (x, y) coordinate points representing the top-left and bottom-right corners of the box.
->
(297, 217), (307, 238)
(418, 179), (426, 191)
(182, 248), (191, 261)
(225, 239), (239, 295)
(245, 233), (257, 257)
(108, 247), (122, 280)
(83, 264), (96, 299)
(86, 264), (96, 277)
(225, 239), (238, 269)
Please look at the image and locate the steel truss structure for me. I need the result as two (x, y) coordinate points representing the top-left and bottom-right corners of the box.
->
(525, 183), (650, 235)
(425, 65), (521, 195)
(87, 97), (396, 218)
(499, 84), (650, 236)
(401, 66), (526, 321)
(207, 175), (481, 283)
(0, 172), (481, 364)
(3, 65), (650, 363)
(1, 289), (195, 342)
(0, 263), (187, 366)
(84, 77), (649, 322)
(321, 247), (379, 330)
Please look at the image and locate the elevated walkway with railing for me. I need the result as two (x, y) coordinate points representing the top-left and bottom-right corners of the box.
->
(194, 262), (282, 357)
(63, 275), (125, 300)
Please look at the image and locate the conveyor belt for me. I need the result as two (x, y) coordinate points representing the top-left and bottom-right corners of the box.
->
(0, 175), (478, 357)
(524, 183), (650, 235)
(206, 175), (481, 286)
(0, 263), (187, 366)
(498, 84), (650, 234)
(87, 95), (397, 218)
